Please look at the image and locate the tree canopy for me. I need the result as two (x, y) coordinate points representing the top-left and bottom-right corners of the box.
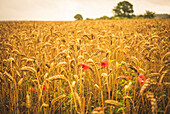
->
(112, 1), (134, 18)
(74, 14), (83, 20)
(144, 10), (155, 18)
(99, 16), (109, 20)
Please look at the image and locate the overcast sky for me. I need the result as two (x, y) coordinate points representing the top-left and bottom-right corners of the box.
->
(0, 0), (170, 21)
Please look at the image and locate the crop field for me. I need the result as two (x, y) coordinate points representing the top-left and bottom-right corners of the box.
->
(0, 19), (169, 114)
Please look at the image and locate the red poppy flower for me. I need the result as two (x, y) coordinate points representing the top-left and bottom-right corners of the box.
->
(40, 85), (46, 91)
(80, 50), (86, 54)
(80, 63), (89, 70)
(33, 106), (36, 110)
(29, 57), (33, 60)
(137, 74), (145, 86)
(101, 58), (109, 67)
(127, 76), (131, 80)
(28, 88), (35, 92)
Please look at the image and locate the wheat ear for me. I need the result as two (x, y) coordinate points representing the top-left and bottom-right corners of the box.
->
(146, 91), (157, 114)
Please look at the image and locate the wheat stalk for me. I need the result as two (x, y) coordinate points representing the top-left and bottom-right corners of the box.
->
(146, 91), (157, 114)
(140, 78), (153, 95)
(26, 93), (31, 108)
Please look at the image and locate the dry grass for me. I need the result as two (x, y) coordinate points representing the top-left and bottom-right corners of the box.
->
(0, 19), (169, 113)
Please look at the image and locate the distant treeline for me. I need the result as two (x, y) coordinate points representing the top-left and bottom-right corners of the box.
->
(86, 14), (170, 20)
(155, 14), (170, 19)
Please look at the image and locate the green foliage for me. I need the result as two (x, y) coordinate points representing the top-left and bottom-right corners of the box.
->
(99, 15), (109, 20)
(74, 14), (83, 20)
(113, 1), (134, 18)
(137, 15), (144, 18)
(144, 10), (155, 18)
(131, 15), (145, 19)
(95, 18), (100, 20)
(135, 15), (144, 19)
(86, 18), (93, 20)
(110, 16), (129, 20)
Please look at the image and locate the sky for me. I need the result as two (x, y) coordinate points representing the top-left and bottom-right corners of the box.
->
(0, 0), (170, 21)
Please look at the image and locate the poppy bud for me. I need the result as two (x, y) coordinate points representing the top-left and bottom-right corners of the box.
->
(28, 87), (35, 92)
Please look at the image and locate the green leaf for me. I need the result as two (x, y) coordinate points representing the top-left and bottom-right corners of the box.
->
(55, 92), (58, 97)
(50, 91), (54, 94)
(117, 107), (125, 112)
(68, 93), (72, 98)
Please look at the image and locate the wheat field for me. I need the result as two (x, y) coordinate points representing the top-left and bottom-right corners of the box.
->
(0, 19), (169, 114)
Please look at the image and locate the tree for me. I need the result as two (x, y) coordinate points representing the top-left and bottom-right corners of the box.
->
(99, 16), (109, 20)
(74, 14), (83, 20)
(137, 14), (144, 18)
(112, 1), (134, 18)
(144, 10), (155, 18)
(86, 18), (93, 20)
